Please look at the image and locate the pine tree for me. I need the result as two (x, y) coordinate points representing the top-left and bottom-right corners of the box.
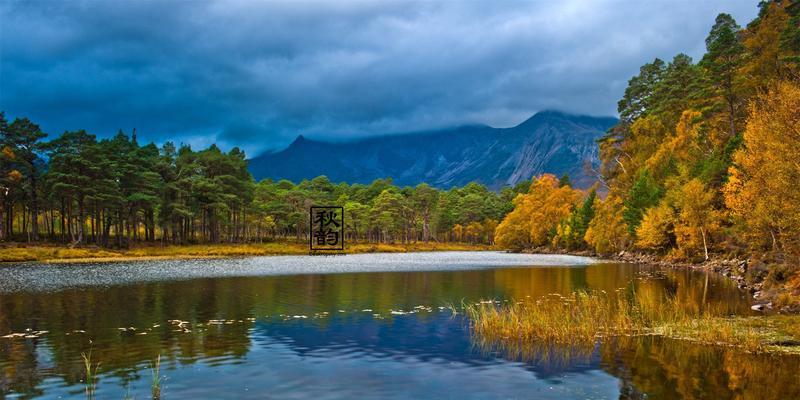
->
(3, 118), (46, 241)
(701, 13), (745, 137)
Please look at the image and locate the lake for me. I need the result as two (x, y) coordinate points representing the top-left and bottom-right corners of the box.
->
(1, 251), (798, 399)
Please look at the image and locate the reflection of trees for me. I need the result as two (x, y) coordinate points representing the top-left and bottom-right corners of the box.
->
(471, 337), (596, 371)
(479, 265), (794, 399)
(0, 339), (45, 398)
(472, 334), (800, 399)
(600, 336), (800, 400)
(1, 280), (257, 396)
(0, 263), (761, 397)
(0, 269), (503, 396)
(493, 263), (750, 316)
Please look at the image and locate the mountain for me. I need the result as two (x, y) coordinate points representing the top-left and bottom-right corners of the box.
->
(248, 110), (618, 189)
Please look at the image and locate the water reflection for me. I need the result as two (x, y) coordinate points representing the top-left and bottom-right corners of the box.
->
(0, 259), (789, 399)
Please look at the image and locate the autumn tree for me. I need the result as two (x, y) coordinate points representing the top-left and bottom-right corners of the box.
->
(635, 204), (675, 251)
(672, 179), (722, 260)
(585, 195), (630, 254)
(495, 174), (580, 250)
(724, 81), (800, 259)
(553, 189), (596, 250)
(622, 170), (663, 236)
(741, 1), (793, 90)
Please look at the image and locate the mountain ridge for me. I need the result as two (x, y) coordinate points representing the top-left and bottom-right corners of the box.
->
(248, 110), (617, 189)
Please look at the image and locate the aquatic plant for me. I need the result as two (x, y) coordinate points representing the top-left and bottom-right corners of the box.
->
(81, 346), (100, 400)
(465, 290), (800, 355)
(150, 354), (162, 400)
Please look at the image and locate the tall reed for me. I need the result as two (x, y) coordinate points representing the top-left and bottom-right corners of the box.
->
(151, 354), (162, 400)
(465, 289), (773, 353)
(81, 348), (100, 400)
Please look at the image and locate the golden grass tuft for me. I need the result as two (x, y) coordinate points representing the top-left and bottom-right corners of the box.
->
(0, 241), (494, 263)
(465, 290), (800, 354)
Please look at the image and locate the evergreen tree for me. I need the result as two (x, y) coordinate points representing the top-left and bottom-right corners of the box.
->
(2, 118), (46, 241)
(622, 171), (663, 236)
(701, 13), (745, 137)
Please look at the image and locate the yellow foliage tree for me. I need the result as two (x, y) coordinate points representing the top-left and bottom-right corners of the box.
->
(635, 203), (675, 250)
(645, 110), (703, 178)
(724, 81), (800, 258)
(585, 195), (630, 254)
(493, 193), (533, 249)
(452, 224), (464, 242)
(495, 174), (581, 250)
(740, 1), (795, 92)
(483, 218), (498, 245)
(672, 179), (722, 260)
(465, 221), (483, 244)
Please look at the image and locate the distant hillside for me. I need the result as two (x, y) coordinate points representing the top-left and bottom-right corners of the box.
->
(248, 110), (617, 189)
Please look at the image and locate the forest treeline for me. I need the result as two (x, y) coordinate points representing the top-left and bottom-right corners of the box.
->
(0, 117), (527, 246)
(2, 1), (798, 263)
(496, 1), (800, 272)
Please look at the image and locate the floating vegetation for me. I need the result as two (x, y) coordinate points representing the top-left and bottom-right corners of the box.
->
(0, 304), (465, 345)
(1, 329), (49, 339)
(168, 319), (191, 333)
(636, 270), (668, 280)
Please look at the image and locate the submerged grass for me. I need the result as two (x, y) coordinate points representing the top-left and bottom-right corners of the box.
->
(150, 354), (162, 400)
(81, 348), (100, 400)
(465, 290), (800, 355)
(0, 241), (493, 263)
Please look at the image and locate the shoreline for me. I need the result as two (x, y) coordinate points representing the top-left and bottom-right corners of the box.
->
(521, 247), (797, 313)
(0, 242), (496, 264)
(5, 242), (794, 312)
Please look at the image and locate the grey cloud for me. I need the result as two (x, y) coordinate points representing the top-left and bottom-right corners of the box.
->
(0, 0), (759, 156)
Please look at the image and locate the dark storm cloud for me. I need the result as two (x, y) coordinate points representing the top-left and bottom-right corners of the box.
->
(0, 0), (758, 156)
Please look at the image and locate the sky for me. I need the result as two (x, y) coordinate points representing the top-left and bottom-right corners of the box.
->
(0, 0), (759, 157)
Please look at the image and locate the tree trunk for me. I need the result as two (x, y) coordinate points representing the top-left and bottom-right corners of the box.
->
(30, 174), (39, 241)
(422, 212), (430, 243)
(728, 97), (736, 137)
(60, 198), (66, 243)
(701, 227), (708, 261)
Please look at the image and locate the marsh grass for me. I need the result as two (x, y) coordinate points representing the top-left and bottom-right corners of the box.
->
(81, 348), (100, 400)
(0, 241), (493, 263)
(0, 246), (122, 262)
(150, 354), (162, 400)
(465, 290), (800, 354)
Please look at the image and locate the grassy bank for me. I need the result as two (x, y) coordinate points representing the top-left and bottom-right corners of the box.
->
(465, 290), (800, 355)
(0, 241), (494, 263)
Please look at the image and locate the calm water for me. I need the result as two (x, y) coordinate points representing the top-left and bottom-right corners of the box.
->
(0, 251), (798, 399)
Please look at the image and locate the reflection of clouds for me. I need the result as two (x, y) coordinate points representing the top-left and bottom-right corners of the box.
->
(166, 328), (621, 399)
